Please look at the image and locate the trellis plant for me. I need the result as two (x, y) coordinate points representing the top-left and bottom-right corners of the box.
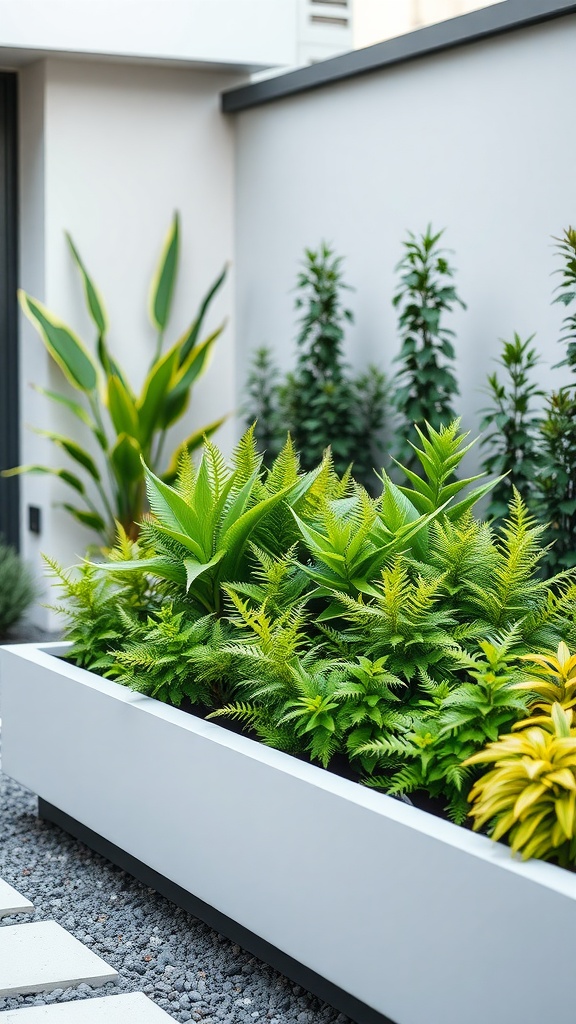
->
(3, 214), (227, 544)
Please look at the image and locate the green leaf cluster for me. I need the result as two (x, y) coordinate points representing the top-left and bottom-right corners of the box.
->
(243, 244), (388, 491)
(3, 214), (228, 545)
(50, 421), (576, 867)
(478, 227), (576, 573)
(479, 334), (544, 519)
(391, 226), (465, 472)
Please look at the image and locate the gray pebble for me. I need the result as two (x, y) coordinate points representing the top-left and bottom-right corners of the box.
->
(0, 758), (351, 1024)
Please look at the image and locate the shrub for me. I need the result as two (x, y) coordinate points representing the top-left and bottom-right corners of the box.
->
(479, 334), (544, 521)
(392, 226), (465, 472)
(244, 243), (388, 490)
(535, 228), (576, 573)
(0, 540), (35, 637)
(538, 388), (576, 572)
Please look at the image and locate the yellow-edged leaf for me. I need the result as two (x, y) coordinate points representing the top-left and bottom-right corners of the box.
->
(107, 375), (139, 439)
(513, 784), (548, 820)
(178, 262), (228, 364)
(137, 346), (179, 445)
(60, 503), (106, 535)
(66, 234), (109, 337)
(19, 292), (98, 392)
(555, 793), (576, 839)
(1, 464), (85, 494)
(160, 324), (225, 429)
(110, 433), (142, 483)
(149, 212), (179, 332)
(33, 430), (101, 481)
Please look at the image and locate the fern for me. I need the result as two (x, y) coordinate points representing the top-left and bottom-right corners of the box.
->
(45, 528), (159, 671)
(340, 556), (460, 688)
(111, 605), (219, 706)
(466, 491), (550, 628)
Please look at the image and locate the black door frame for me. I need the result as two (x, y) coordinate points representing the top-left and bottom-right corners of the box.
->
(0, 72), (19, 549)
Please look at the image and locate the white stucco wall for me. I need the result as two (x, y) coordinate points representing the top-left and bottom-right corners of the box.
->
(233, 14), (575, 461)
(0, 0), (299, 71)
(19, 58), (239, 627)
(352, 0), (505, 48)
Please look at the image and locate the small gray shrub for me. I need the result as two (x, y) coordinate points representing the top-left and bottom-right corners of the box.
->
(0, 540), (35, 636)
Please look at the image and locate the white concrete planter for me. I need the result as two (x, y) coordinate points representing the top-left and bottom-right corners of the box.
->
(2, 642), (576, 1024)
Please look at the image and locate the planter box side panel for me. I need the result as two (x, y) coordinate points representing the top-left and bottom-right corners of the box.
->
(2, 645), (576, 1024)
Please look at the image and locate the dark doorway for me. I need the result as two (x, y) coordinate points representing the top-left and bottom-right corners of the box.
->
(0, 73), (19, 549)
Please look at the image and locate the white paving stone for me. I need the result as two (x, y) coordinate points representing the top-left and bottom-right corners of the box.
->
(0, 921), (118, 997)
(0, 993), (177, 1021)
(0, 879), (33, 919)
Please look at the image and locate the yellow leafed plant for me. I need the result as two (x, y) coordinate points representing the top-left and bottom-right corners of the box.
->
(512, 641), (576, 716)
(465, 703), (576, 866)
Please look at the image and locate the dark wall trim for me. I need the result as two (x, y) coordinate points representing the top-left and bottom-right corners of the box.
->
(39, 798), (396, 1024)
(0, 72), (19, 549)
(222, 0), (576, 112)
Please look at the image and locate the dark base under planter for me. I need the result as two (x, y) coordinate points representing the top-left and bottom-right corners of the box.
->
(38, 799), (395, 1024)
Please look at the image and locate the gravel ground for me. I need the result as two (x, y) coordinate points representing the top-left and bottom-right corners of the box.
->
(0, 758), (351, 1024)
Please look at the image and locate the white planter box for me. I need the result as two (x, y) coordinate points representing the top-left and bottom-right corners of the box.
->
(2, 642), (576, 1024)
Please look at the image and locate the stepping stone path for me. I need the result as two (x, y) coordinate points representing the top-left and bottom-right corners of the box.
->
(0, 993), (179, 1022)
(0, 881), (33, 920)
(0, 922), (118, 997)
(0, 879), (177, 1021)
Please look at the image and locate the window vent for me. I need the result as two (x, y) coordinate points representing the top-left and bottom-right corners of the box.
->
(310, 15), (349, 26)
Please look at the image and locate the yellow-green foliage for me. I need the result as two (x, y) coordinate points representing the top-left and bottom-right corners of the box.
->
(513, 641), (576, 715)
(465, 703), (576, 865)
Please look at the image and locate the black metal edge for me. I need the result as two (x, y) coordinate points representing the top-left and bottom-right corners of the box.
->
(221, 0), (576, 112)
(0, 72), (19, 549)
(38, 798), (396, 1024)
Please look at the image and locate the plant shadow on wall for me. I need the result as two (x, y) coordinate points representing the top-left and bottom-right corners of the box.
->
(2, 213), (228, 546)
(47, 419), (576, 868)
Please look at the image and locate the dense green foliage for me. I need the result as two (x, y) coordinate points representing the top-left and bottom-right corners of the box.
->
(479, 335), (544, 520)
(535, 228), (576, 574)
(51, 422), (576, 861)
(3, 214), (227, 544)
(244, 244), (387, 490)
(0, 539), (35, 637)
(552, 228), (576, 371)
(391, 227), (465, 472)
(538, 389), (576, 572)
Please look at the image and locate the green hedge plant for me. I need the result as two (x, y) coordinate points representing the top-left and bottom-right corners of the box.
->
(392, 226), (465, 472)
(0, 539), (36, 637)
(479, 334), (544, 521)
(244, 243), (388, 490)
